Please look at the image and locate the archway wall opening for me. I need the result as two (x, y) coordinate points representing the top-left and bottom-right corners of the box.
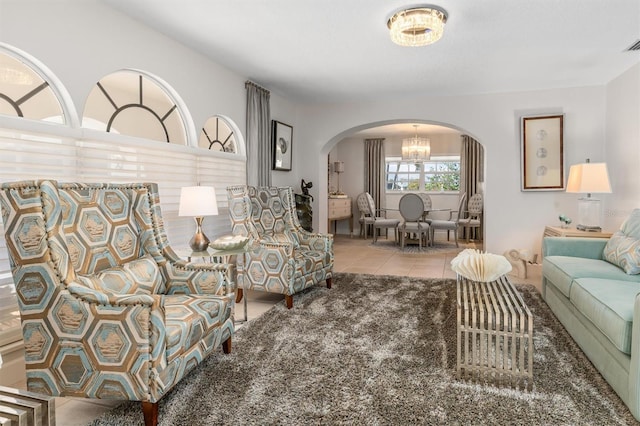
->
(324, 119), (484, 248)
(294, 87), (606, 258)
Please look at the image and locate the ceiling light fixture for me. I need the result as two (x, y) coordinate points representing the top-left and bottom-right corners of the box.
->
(387, 5), (448, 47)
(402, 125), (431, 164)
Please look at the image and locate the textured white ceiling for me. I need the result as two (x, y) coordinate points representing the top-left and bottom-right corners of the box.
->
(103, 0), (640, 105)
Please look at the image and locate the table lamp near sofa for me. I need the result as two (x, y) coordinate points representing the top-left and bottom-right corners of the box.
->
(179, 185), (219, 251)
(565, 159), (612, 232)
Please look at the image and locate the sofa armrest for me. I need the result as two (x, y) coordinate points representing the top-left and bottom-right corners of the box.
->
(542, 236), (608, 259)
(628, 293), (640, 418)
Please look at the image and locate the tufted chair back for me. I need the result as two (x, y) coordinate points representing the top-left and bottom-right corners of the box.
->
(227, 185), (333, 308)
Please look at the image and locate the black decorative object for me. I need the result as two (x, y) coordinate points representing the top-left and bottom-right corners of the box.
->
(295, 193), (313, 232)
(301, 179), (313, 201)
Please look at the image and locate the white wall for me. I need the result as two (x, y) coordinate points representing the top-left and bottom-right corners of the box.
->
(298, 87), (610, 257)
(604, 62), (640, 230)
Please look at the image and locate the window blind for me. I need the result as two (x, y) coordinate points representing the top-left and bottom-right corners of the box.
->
(0, 123), (246, 348)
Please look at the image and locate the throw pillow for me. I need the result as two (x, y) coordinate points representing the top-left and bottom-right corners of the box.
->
(603, 231), (640, 274)
(77, 254), (165, 294)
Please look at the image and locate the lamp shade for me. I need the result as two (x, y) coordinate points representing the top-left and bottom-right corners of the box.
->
(334, 161), (345, 173)
(178, 186), (218, 217)
(566, 163), (612, 194)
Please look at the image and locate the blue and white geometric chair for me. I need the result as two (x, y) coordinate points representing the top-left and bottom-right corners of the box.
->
(0, 180), (235, 426)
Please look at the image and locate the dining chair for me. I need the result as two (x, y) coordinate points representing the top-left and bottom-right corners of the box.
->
(418, 193), (433, 223)
(429, 192), (467, 247)
(398, 193), (430, 250)
(459, 193), (483, 242)
(356, 192), (400, 243)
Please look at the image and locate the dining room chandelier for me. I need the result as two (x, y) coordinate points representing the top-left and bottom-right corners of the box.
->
(387, 6), (448, 47)
(402, 125), (431, 164)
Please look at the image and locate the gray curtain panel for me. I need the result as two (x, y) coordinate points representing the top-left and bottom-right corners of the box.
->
(460, 135), (484, 199)
(364, 138), (386, 210)
(245, 81), (271, 186)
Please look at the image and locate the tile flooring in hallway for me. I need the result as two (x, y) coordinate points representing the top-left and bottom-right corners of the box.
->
(6, 233), (542, 425)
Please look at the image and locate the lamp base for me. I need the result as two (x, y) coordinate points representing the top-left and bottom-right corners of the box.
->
(576, 196), (602, 233)
(189, 216), (210, 252)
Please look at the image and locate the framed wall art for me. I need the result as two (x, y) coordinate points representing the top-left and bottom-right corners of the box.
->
(520, 114), (564, 191)
(272, 120), (293, 171)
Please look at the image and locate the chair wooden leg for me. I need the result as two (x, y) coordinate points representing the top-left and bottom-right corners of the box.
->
(235, 288), (243, 303)
(285, 295), (293, 309)
(222, 336), (232, 354)
(142, 401), (158, 426)
(326, 277), (332, 289)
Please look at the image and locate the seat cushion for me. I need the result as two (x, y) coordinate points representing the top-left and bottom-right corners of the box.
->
(374, 218), (400, 228)
(294, 249), (332, 277)
(603, 231), (640, 274)
(543, 255), (640, 298)
(429, 219), (457, 230)
(77, 254), (165, 295)
(163, 294), (231, 363)
(569, 278), (640, 355)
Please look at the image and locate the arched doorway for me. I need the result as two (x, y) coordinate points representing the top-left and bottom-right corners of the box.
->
(322, 119), (485, 249)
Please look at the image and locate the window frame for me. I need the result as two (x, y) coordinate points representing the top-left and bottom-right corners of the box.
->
(385, 155), (461, 193)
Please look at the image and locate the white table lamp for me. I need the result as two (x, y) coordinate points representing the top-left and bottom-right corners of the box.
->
(179, 186), (218, 251)
(566, 159), (612, 232)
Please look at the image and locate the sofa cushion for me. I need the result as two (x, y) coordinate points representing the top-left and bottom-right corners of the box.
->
(543, 255), (640, 298)
(603, 231), (640, 274)
(77, 254), (165, 295)
(620, 208), (640, 239)
(163, 294), (231, 363)
(569, 278), (640, 355)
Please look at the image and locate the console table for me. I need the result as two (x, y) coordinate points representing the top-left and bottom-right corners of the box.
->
(328, 197), (353, 237)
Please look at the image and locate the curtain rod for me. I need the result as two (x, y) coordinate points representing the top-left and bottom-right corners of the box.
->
(245, 80), (270, 94)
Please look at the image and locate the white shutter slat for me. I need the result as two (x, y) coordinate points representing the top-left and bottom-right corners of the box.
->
(0, 126), (246, 347)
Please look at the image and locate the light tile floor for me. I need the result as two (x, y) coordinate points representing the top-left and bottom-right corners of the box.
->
(8, 233), (542, 425)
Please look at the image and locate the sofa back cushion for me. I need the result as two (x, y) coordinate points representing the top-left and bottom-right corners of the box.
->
(603, 209), (640, 274)
(77, 254), (165, 295)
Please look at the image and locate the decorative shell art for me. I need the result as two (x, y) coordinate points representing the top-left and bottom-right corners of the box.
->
(450, 249), (512, 282)
(209, 235), (249, 250)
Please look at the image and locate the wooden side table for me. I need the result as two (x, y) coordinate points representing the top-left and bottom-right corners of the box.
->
(328, 197), (353, 237)
(543, 226), (613, 239)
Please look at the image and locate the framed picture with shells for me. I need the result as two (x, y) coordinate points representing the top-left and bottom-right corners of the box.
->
(520, 114), (564, 191)
(272, 120), (293, 171)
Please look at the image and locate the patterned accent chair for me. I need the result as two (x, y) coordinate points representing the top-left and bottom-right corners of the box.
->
(227, 185), (333, 309)
(0, 180), (234, 426)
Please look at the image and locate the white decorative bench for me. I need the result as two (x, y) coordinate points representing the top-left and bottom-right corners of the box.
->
(456, 275), (534, 390)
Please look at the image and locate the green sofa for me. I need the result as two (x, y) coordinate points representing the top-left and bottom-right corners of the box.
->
(542, 222), (640, 421)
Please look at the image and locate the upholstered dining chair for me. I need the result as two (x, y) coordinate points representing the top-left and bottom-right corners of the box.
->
(459, 193), (483, 242)
(398, 193), (430, 250)
(227, 185), (333, 309)
(356, 192), (400, 243)
(418, 193), (433, 223)
(0, 180), (235, 426)
(429, 192), (467, 247)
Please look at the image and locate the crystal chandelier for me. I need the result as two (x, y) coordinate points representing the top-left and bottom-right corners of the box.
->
(387, 6), (448, 47)
(402, 125), (431, 164)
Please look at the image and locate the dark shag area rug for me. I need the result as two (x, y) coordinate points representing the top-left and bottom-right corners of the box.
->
(89, 273), (637, 425)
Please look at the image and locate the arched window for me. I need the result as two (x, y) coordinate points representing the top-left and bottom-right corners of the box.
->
(83, 69), (194, 145)
(199, 115), (238, 153)
(0, 43), (77, 125)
